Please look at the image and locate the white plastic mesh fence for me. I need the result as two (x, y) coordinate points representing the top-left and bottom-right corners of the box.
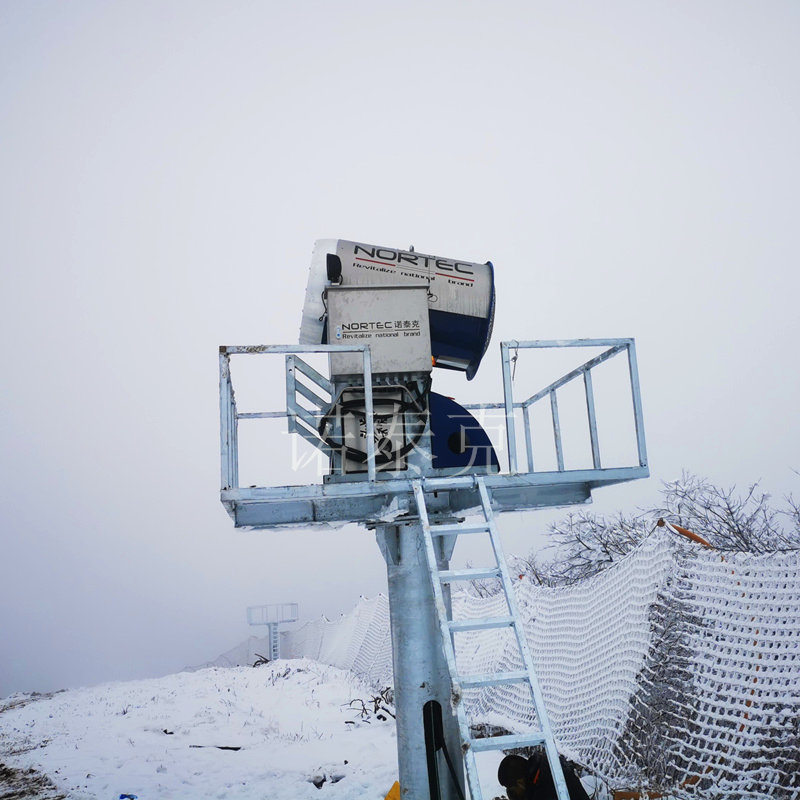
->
(281, 594), (394, 688)
(616, 544), (800, 798)
(456, 534), (676, 774)
(281, 532), (800, 797)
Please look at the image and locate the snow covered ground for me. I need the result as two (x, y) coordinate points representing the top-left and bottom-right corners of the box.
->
(0, 660), (405, 800)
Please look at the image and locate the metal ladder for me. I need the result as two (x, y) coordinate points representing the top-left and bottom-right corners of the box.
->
(413, 477), (570, 800)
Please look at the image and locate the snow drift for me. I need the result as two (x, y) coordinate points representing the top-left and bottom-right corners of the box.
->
(0, 660), (399, 800)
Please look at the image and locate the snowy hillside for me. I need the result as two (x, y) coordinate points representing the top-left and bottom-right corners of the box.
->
(0, 660), (402, 800)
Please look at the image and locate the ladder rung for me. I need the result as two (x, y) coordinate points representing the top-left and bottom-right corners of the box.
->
(459, 670), (529, 688)
(438, 567), (499, 582)
(469, 731), (547, 752)
(429, 522), (489, 536)
(449, 616), (515, 632)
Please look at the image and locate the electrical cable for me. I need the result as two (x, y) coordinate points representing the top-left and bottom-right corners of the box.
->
(423, 700), (467, 800)
(439, 739), (467, 800)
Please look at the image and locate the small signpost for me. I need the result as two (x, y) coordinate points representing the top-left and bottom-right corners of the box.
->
(246, 603), (299, 661)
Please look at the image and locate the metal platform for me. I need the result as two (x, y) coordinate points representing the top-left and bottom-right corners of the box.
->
(219, 339), (648, 529)
(218, 332), (649, 800)
(221, 468), (646, 528)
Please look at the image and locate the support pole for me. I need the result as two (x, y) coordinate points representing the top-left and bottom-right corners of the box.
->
(376, 523), (464, 800)
(268, 623), (280, 661)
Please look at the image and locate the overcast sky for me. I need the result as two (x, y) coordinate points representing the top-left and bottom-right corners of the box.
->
(2, 1), (798, 698)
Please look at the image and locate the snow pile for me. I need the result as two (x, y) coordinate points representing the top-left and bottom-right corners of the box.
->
(197, 596), (394, 690)
(190, 634), (278, 671)
(0, 660), (398, 800)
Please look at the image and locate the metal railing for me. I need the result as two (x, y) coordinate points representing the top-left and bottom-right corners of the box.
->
(499, 339), (647, 474)
(219, 338), (647, 490)
(219, 343), (378, 488)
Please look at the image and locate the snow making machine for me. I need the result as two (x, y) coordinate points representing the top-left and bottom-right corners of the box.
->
(218, 238), (649, 800)
(298, 239), (500, 478)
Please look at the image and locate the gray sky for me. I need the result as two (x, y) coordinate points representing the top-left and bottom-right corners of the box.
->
(2, 1), (798, 698)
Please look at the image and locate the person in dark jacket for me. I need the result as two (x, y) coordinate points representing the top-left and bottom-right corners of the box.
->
(497, 750), (591, 800)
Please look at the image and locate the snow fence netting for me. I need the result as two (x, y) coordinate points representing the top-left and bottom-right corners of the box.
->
(281, 593), (394, 688)
(278, 531), (800, 797)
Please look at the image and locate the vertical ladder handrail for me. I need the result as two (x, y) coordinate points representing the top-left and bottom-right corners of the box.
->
(476, 478), (570, 800)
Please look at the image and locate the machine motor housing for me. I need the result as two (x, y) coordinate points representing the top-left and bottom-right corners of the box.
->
(301, 239), (495, 380)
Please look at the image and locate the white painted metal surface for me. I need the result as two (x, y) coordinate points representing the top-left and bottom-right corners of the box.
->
(326, 285), (431, 376)
(300, 239), (494, 345)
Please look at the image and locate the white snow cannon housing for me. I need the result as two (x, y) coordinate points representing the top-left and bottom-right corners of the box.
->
(300, 239), (495, 380)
